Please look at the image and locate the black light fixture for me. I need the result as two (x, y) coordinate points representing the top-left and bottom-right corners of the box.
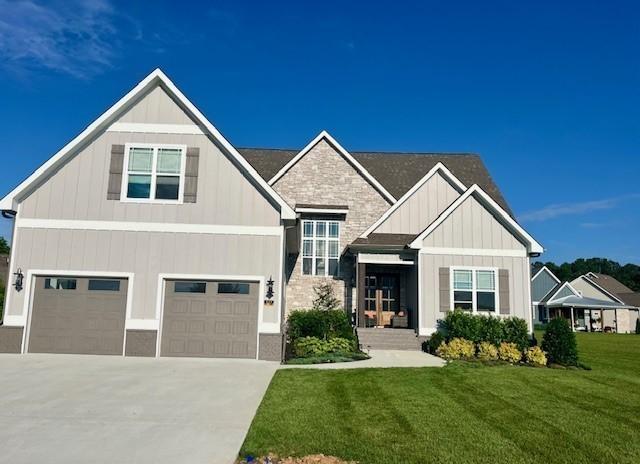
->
(266, 276), (274, 300)
(13, 268), (24, 292)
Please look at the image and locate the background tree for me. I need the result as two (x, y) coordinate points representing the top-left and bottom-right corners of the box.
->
(0, 237), (9, 255)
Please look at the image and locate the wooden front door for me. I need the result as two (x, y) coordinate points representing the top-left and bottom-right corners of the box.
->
(364, 274), (399, 327)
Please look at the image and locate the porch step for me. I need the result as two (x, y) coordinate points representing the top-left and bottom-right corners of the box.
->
(356, 328), (422, 351)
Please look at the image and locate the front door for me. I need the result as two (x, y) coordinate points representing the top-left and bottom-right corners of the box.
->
(364, 274), (399, 327)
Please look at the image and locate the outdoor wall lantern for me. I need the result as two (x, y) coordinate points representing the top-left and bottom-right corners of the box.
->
(13, 268), (24, 292)
(266, 276), (275, 300)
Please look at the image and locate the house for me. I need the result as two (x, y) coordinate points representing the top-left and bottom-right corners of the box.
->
(531, 266), (639, 333)
(0, 69), (543, 360)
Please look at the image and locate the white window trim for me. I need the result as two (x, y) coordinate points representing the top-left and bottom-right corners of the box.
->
(450, 266), (500, 314)
(120, 143), (187, 204)
(301, 219), (340, 277)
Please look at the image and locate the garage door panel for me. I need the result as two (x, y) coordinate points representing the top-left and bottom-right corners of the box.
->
(28, 276), (127, 355)
(161, 280), (259, 359)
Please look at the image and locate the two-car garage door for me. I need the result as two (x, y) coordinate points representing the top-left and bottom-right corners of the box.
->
(160, 280), (259, 359)
(26, 275), (260, 359)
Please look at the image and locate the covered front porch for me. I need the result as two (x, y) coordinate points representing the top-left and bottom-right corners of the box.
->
(354, 252), (418, 330)
(546, 295), (639, 333)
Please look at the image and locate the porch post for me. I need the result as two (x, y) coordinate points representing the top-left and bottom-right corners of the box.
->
(615, 308), (618, 333)
(357, 262), (366, 328)
(570, 307), (575, 332)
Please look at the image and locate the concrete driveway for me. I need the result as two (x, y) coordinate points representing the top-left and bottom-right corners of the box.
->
(0, 354), (279, 464)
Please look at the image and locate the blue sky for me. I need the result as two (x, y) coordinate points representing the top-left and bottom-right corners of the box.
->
(0, 0), (638, 264)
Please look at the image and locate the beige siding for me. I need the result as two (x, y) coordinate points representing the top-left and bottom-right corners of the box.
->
(117, 86), (196, 125)
(570, 278), (618, 302)
(421, 195), (526, 251)
(6, 228), (281, 328)
(20, 130), (280, 226)
(419, 253), (531, 332)
(374, 172), (461, 235)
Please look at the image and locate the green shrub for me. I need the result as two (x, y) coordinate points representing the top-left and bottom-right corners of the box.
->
(287, 309), (354, 342)
(436, 337), (475, 360)
(427, 332), (445, 354)
(442, 310), (481, 342)
(311, 282), (341, 311)
(293, 336), (355, 358)
(477, 341), (498, 361)
(497, 342), (522, 363)
(542, 318), (578, 366)
(477, 315), (504, 346)
(524, 346), (547, 366)
(503, 317), (530, 351)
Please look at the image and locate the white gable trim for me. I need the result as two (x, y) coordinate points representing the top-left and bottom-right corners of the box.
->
(0, 69), (296, 220)
(360, 162), (466, 238)
(580, 275), (625, 304)
(532, 265), (561, 284)
(546, 281), (581, 303)
(267, 131), (397, 204)
(408, 184), (544, 254)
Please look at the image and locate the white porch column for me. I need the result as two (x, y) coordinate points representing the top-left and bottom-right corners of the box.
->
(570, 307), (575, 332)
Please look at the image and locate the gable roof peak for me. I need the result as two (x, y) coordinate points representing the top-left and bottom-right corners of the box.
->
(267, 130), (397, 203)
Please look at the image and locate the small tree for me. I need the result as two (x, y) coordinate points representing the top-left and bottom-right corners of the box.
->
(542, 318), (578, 366)
(312, 282), (341, 311)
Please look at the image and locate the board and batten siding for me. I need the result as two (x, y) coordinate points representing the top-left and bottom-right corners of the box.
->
(421, 195), (526, 251)
(117, 85), (196, 125)
(531, 269), (559, 301)
(7, 228), (282, 329)
(373, 171), (461, 235)
(419, 254), (531, 333)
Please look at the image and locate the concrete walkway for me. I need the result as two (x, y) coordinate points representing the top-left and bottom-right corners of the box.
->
(282, 349), (445, 369)
(0, 354), (279, 464)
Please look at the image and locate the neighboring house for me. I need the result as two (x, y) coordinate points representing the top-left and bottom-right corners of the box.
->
(0, 255), (8, 289)
(0, 69), (543, 360)
(531, 266), (639, 333)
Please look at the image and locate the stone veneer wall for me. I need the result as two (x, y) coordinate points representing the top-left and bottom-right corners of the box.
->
(273, 138), (392, 314)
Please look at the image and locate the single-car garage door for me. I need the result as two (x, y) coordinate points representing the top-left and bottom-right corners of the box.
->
(161, 280), (259, 359)
(28, 276), (128, 355)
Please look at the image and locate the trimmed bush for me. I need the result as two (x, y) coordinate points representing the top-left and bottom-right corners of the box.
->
(503, 317), (530, 351)
(498, 342), (522, 363)
(442, 310), (481, 342)
(542, 318), (578, 366)
(436, 338), (475, 360)
(477, 341), (499, 361)
(288, 309), (354, 342)
(477, 315), (504, 346)
(293, 336), (355, 358)
(524, 346), (547, 366)
(427, 332), (445, 354)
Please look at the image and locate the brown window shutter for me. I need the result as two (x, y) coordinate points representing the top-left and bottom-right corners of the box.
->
(184, 147), (200, 203)
(439, 267), (450, 313)
(499, 269), (510, 315)
(107, 144), (125, 200)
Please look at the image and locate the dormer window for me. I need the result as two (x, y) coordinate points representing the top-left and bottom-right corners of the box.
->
(122, 144), (186, 203)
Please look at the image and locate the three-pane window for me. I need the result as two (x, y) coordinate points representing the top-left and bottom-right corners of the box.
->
(452, 268), (497, 312)
(302, 220), (340, 276)
(124, 145), (185, 202)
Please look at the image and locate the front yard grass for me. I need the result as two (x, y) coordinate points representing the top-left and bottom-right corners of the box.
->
(240, 333), (640, 464)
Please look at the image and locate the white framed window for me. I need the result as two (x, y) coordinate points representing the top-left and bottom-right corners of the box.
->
(301, 219), (340, 276)
(451, 267), (498, 313)
(121, 143), (187, 203)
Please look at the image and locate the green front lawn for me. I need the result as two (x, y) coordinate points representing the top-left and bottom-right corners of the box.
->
(240, 333), (640, 463)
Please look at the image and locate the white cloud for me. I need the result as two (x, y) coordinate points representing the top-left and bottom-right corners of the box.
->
(518, 194), (640, 223)
(0, 0), (120, 78)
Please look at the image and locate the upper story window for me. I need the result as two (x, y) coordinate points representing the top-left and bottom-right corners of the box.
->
(452, 268), (497, 313)
(302, 220), (340, 276)
(122, 144), (186, 203)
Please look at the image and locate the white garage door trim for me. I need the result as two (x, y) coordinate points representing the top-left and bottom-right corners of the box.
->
(20, 269), (135, 355)
(155, 273), (265, 359)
